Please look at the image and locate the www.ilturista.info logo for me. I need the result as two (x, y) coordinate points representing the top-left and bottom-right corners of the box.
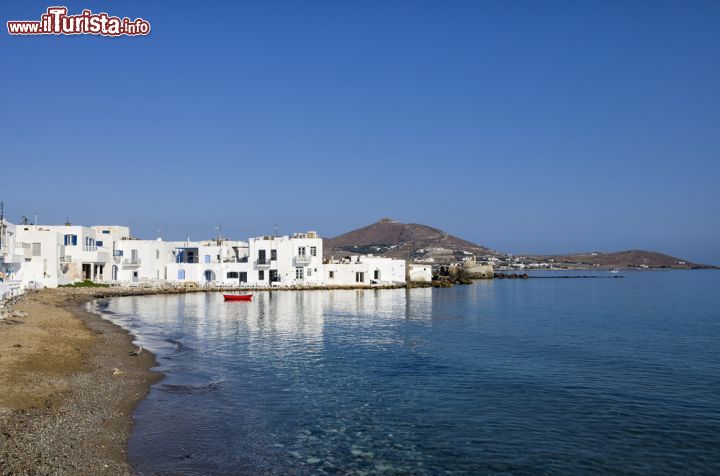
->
(7, 6), (150, 36)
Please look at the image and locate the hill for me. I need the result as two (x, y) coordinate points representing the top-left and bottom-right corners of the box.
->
(323, 219), (713, 269)
(323, 218), (497, 263)
(534, 250), (711, 269)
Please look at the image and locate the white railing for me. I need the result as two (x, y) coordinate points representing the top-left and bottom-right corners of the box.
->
(0, 282), (24, 301)
(294, 255), (312, 266)
(255, 258), (273, 268)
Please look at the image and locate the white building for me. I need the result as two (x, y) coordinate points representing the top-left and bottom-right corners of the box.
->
(408, 263), (432, 282)
(4, 221), (410, 289)
(166, 232), (329, 287)
(324, 255), (406, 286)
(113, 237), (179, 283)
(0, 219), (22, 283)
(13, 225), (70, 288)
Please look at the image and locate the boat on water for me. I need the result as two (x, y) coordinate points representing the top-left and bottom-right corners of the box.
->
(609, 269), (620, 274)
(224, 294), (253, 301)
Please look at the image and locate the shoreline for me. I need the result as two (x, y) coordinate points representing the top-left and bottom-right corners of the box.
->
(0, 289), (161, 474)
(0, 284), (417, 473)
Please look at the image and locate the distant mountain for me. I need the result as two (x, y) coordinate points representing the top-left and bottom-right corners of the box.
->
(323, 219), (714, 269)
(323, 218), (498, 263)
(534, 250), (712, 269)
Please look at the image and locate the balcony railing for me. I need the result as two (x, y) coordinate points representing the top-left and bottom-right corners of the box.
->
(255, 258), (273, 269)
(294, 255), (312, 266)
(122, 258), (142, 266)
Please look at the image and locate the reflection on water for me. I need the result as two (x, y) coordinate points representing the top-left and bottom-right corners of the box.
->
(93, 273), (720, 475)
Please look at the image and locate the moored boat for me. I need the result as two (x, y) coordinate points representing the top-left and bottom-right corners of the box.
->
(224, 294), (253, 301)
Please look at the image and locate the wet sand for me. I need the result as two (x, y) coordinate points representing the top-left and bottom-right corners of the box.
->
(0, 289), (160, 475)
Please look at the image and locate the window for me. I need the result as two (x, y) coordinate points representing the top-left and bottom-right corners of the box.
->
(227, 272), (239, 279)
(258, 249), (267, 264)
(178, 269), (186, 280)
(356, 272), (365, 283)
(296, 267), (304, 279)
(102, 230), (110, 234)
(258, 270), (265, 280)
(374, 270), (380, 280)
(298, 246), (306, 257)
(96, 241), (103, 247)
(329, 270), (335, 279)
(32, 243), (42, 256)
(310, 246), (317, 257)
(307, 267), (312, 277)
(204, 255), (211, 263)
(156, 250), (160, 259)
(270, 249), (277, 261)
(64, 234), (77, 246)
(239, 272), (247, 283)
(114, 250), (124, 257)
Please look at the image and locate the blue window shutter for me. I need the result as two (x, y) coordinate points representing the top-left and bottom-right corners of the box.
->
(72, 235), (77, 246)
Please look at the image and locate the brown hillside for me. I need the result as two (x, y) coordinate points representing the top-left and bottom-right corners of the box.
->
(323, 218), (496, 262)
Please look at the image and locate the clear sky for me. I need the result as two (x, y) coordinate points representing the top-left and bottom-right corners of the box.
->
(1, 1), (719, 264)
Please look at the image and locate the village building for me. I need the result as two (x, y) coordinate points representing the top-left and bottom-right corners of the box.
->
(2, 220), (417, 290)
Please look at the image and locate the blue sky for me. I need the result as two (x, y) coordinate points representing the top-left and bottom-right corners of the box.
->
(1, 1), (718, 264)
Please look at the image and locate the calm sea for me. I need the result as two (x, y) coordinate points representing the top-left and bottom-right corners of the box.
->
(92, 270), (720, 475)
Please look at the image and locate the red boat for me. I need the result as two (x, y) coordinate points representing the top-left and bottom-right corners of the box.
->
(224, 294), (253, 301)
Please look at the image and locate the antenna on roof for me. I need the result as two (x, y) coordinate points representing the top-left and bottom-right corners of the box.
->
(65, 216), (71, 226)
(274, 224), (278, 237)
(34, 212), (38, 225)
(21, 215), (29, 225)
(0, 201), (4, 221)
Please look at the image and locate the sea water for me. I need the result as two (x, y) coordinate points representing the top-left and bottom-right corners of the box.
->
(92, 270), (720, 474)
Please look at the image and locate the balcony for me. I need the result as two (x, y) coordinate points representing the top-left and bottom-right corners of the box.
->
(122, 258), (142, 267)
(255, 258), (273, 269)
(294, 255), (312, 266)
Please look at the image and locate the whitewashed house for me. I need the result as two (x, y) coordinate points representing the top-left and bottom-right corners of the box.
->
(113, 238), (179, 283)
(0, 219), (22, 283)
(408, 263), (433, 283)
(13, 225), (71, 288)
(324, 255), (406, 286)
(37, 225), (111, 281)
(167, 239), (250, 285)
(5, 221), (411, 289)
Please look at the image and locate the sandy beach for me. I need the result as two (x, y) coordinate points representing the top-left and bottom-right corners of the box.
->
(0, 288), (161, 475)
